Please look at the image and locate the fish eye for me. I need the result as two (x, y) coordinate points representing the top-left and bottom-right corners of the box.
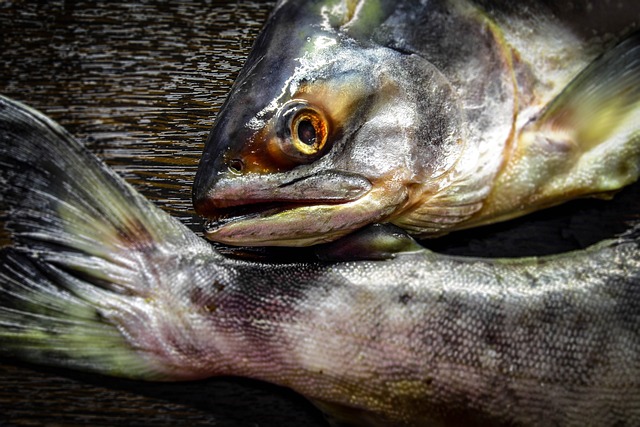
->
(275, 100), (329, 163)
(227, 158), (244, 175)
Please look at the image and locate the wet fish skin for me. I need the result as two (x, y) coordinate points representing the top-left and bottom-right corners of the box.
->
(2, 96), (640, 426)
(193, 0), (640, 247)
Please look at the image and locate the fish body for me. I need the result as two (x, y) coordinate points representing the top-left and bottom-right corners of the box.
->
(2, 97), (640, 426)
(193, 0), (640, 246)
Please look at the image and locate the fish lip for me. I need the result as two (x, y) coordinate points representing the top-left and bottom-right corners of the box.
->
(202, 200), (348, 235)
(195, 169), (373, 237)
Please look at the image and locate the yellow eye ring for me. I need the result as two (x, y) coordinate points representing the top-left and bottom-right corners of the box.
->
(273, 100), (330, 164)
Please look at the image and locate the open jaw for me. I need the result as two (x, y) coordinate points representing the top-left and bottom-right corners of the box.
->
(196, 177), (415, 247)
(201, 199), (368, 246)
(203, 200), (336, 233)
(195, 170), (381, 246)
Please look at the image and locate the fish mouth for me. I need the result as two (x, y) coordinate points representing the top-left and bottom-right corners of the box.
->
(201, 197), (370, 246)
(202, 200), (342, 233)
(195, 179), (408, 247)
(194, 170), (374, 245)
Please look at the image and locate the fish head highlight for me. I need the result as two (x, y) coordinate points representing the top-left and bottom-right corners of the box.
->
(193, 0), (467, 246)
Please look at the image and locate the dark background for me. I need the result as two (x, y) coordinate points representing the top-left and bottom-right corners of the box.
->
(0, 1), (638, 426)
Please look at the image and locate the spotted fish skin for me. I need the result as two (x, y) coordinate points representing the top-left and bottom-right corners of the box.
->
(1, 96), (640, 425)
(193, 0), (640, 247)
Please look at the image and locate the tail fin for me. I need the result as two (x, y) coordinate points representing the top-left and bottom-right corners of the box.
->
(0, 250), (156, 377)
(0, 96), (213, 380)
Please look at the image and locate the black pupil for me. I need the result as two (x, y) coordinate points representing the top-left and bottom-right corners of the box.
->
(297, 119), (316, 146)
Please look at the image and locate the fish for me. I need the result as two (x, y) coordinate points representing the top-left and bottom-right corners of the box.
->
(3, 96), (640, 426)
(192, 0), (640, 247)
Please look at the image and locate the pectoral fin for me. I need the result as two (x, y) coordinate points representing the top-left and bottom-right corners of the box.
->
(463, 32), (640, 230)
(533, 31), (640, 150)
(316, 223), (425, 261)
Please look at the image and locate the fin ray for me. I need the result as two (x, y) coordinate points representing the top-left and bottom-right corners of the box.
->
(0, 96), (214, 379)
(533, 31), (640, 147)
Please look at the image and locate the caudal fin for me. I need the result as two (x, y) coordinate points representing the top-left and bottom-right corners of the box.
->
(0, 96), (215, 380)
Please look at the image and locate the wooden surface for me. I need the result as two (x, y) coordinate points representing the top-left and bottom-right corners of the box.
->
(1, 1), (639, 426)
(0, 1), (327, 426)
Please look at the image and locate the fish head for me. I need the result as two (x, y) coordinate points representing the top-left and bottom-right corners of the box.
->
(194, 1), (466, 246)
